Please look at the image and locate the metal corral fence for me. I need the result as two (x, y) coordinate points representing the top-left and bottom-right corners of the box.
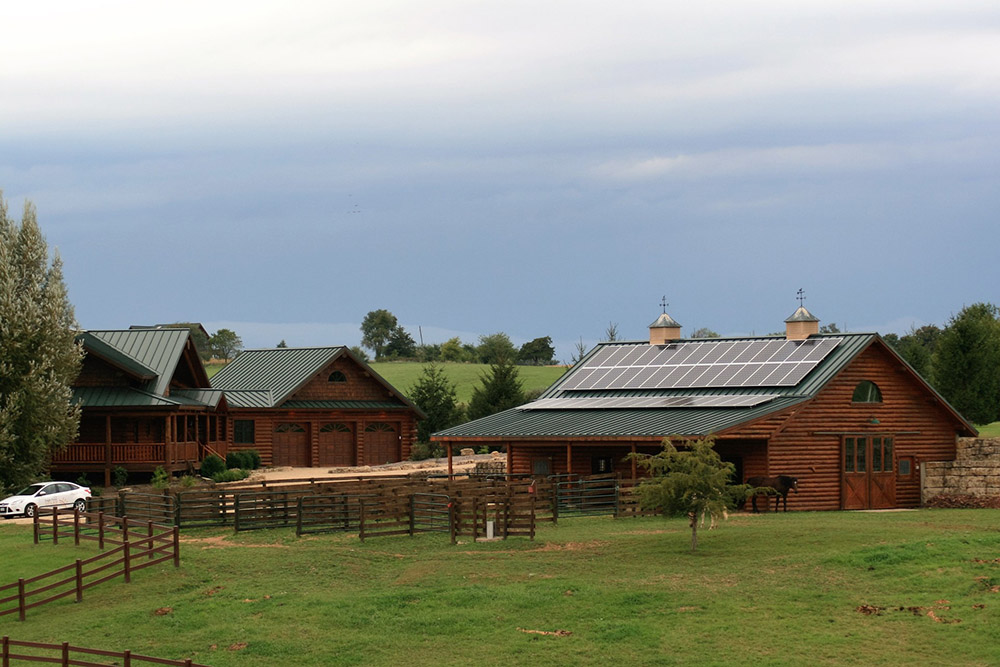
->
(1, 636), (209, 667)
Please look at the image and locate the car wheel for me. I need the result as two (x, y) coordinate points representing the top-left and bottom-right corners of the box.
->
(73, 498), (87, 512)
(24, 503), (37, 518)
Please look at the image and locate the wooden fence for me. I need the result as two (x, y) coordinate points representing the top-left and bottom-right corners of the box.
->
(1, 636), (208, 667)
(0, 510), (179, 622)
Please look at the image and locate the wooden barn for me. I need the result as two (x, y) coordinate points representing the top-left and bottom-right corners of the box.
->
(211, 346), (423, 468)
(433, 308), (977, 510)
(52, 328), (228, 486)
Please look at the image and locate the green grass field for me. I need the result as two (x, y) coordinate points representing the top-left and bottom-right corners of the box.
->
(976, 421), (1000, 437)
(3, 510), (1000, 665)
(370, 362), (566, 404)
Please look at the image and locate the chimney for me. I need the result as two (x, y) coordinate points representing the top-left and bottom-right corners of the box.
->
(785, 306), (820, 340)
(649, 312), (682, 344)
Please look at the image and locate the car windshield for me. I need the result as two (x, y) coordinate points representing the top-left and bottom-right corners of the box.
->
(15, 484), (46, 496)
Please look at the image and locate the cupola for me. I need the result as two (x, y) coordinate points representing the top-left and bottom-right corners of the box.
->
(649, 312), (682, 344)
(785, 306), (820, 340)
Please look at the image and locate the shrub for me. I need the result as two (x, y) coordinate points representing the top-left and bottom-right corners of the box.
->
(76, 474), (91, 488)
(212, 469), (249, 483)
(113, 466), (128, 488)
(180, 474), (198, 488)
(409, 441), (443, 461)
(227, 449), (262, 470)
(200, 454), (226, 478)
(151, 466), (170, 489)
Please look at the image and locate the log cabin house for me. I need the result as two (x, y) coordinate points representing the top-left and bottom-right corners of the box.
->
(51, 328), (228, 487)
(210, 346), (423, 468)
(433, 307), (977, 510)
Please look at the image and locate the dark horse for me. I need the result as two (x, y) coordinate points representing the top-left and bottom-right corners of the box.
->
(746, 475), (798, 513)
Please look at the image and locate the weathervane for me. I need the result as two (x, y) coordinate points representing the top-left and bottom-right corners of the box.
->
(660, 295), (669, 313)
(796, 288), (806, 308)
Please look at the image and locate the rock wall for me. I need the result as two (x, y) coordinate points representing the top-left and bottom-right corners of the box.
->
(922, 437), (1000, 504)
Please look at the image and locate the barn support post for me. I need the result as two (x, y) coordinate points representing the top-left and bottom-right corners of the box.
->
(104, 415), (112, 488)
(631, 444), (637, 483)
(566, 444), (573, 476)
(447, 442), (453, 478)
(506, 444), (512, 478)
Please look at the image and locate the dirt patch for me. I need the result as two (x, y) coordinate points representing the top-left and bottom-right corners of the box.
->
(179, 535), (289, 549)
(536, 540), (611, 552)
(517, 627), (572, 637)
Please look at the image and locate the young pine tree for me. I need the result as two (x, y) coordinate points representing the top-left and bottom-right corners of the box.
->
(0, 194), (83, 492)
(409, 364), (464, 443)
(467, 355), (525, 421)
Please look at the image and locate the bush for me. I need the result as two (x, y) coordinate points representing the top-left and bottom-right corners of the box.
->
(151, 466), (170, 489)
(113, 466), (128, 488)
(180, 475), (198, 488)
(200, 454), (226, 478)
(409, 441), (443, 461)
(76, 474), (91, 488)
(227, 449), (261, 470)
(212, 469), (249, 483)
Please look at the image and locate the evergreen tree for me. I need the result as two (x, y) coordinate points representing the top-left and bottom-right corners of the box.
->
(632, 437), (750, 552)
(0, 194), (84, 492)
(409, 364), (464, 443)
(467, 355), (525, 420)
(383, 325), (417, 359)
(933, 303), (1000, 424)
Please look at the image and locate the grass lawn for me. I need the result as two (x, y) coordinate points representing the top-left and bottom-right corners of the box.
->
(2, 510), (1000, 665)
(370, 361), (567, 404)
(976, 421), (1000, 437)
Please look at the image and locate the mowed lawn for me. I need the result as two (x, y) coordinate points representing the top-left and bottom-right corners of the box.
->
(369, 361), (567, 404)
(2, 510), (1000, 666)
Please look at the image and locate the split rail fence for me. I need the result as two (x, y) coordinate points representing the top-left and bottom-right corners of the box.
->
(0, 509), (179, 622)
(1, 636), (208, 667)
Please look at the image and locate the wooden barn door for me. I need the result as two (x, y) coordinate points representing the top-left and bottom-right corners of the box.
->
(318, 423), (355, 467)
(273, 423), (310, 467)
(364, 423), (399, 465)
(842, 436), (896, 509)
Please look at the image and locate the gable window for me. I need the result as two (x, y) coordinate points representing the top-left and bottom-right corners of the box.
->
(852, 380), (883, 403)
(328, 371), (347, 383)
(234, 420), (256, 444)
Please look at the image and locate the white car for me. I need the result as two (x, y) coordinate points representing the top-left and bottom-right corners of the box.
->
(0, 482), (91, 518)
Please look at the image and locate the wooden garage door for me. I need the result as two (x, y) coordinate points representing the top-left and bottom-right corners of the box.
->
(273, 423), (310, 467)
(318, 423), (355, 467)
(364, 422), (399, 465)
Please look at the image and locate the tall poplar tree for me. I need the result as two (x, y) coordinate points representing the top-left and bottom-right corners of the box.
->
(0, 194), (83, 492)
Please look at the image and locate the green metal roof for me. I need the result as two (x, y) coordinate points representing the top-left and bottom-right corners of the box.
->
(211, 347), (423, 416)
(434, 333), (887, 440)
(282, 400), (414, 410)
(80, 329), (190, 396)
(73, 387), (185, 408)
(170, 389), (226, 408)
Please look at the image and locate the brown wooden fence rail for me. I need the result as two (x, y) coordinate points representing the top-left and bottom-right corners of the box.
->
(0, 510), (179, 622)
(1, 636), (208, 667)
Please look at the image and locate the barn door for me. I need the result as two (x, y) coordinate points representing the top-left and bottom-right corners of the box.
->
(842, 436), (895, 509)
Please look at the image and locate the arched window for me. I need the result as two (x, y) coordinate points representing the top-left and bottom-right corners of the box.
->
(852, 380), (883, 403)
(320, 423), (352, 433)
(275, 423), (306, 433)
(328, 370), (347, 383)
(365, 423), (396, 433)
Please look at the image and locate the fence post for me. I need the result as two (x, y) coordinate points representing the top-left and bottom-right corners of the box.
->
(551, 483), (559, 525)
(173, 526), (180, 568)
(530, 495), (536, 540)
(122, 516), (129, 545)
(74, 509), (80, 545)
(449, 502), (456, 545)
(52, 507), (59, 545)
(33, 509), (39, 545)
(296, 497), (303, 537)
(123, 650), (131, 667)
(3, 635), (9, 666)
(62, 642), (69, 667)
(175, 492), (182, 528)
(98, 512), (105, 550)
(17, 579), (25, 621)
(147, 521), (154, 561)
(75, 559), (83, 603)
(234, 495), (240, 532)
(409, 495), (415, 537)
(358, 503), (366, 543)
(123, 540), (132, 584)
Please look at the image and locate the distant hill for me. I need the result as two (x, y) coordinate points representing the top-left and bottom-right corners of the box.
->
(205, 359), (567, 404)
(370, 362), (567, 404)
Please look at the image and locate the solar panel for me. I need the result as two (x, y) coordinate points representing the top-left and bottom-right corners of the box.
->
(521, 395), (780, 411)
(560, 338), (842, 391)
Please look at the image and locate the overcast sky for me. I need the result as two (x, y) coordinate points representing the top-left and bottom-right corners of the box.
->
(3, 1), (998, 360)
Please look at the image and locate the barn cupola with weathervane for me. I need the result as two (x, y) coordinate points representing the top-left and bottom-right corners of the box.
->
(785, 289), (821, 340)
(649, 296), (682, 344)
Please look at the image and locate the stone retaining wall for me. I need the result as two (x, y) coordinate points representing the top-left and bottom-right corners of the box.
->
(922, 437), (1000, 504)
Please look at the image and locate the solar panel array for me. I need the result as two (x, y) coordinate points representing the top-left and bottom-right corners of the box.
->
(560, 338), (842, 391)
(521, 395), (779, 411)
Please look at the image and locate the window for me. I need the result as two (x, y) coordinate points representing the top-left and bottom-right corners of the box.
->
(328, 370), (347, 383)
(320, 423), (351, 433)
(592, 456), (615, 474)
(532, 458), (551, 476)
(898, 456), (914, 478)
(852, 380), (883, 403)
(234, 420), (256, 444)
(276, 423), (306, 433)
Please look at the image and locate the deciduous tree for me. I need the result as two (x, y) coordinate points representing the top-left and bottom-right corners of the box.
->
(631, 437), (749, 552)
(0, 194), (84, 492)
(209, 328), (243, 361)
(477, 332), (517, 365)
(360, 309), (398, 360)
(691, 327), (720, 339)
(518, 336), (556, 365)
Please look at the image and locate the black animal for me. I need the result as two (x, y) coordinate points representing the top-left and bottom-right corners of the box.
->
(746, 475), (798, 513)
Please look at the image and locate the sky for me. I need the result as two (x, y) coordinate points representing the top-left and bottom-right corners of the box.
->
(2, 1), (999, 361)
